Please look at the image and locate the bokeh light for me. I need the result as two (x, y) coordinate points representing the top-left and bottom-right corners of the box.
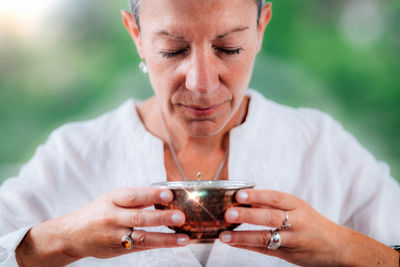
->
(0, 0), (63, 38)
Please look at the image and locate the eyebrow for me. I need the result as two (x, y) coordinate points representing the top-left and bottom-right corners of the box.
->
(155, 31), (185, 40)
(154, 26), (250, 40)
(216, 26), (249, 39)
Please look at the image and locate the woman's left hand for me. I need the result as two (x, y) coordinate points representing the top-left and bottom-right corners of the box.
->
(219, 189), (399, 267)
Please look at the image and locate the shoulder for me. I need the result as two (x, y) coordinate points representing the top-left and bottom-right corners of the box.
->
(247, 89), (344, 146)
(44, 98), (142, 155)
(248, 89), (394, 183)
(246, 89), (379, 170)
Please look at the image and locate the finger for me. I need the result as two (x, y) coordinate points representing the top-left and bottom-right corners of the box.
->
(109, 187), (173, 208)
(115, 208), (186, 227)
(225, 207), (291, 229)
(236, 189), (299, 210)
(111, 229), (190, 254)
(129, 230), (190, 250)
(219, 230), (295, 248)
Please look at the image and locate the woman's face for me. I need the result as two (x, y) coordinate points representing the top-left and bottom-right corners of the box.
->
(130, 0), (269, 137)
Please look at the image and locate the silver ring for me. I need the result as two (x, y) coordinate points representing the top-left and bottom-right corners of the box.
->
(280, 212), (291, 230)
(267, 230), (282, 250)
(121, 230), (134, 249)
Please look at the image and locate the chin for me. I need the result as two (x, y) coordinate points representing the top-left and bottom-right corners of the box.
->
(182, 119), (229, 137)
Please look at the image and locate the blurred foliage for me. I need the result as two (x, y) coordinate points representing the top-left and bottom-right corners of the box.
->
(0, 0), (399, 183)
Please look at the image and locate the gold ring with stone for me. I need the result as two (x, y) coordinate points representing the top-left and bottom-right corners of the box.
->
(121, 230), (134, 249)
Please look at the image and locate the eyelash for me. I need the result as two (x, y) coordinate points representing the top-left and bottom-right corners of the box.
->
(160, 47), (243, 59)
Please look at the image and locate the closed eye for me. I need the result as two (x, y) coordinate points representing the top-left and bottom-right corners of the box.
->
(160, 47), (243, 59)
(160, 48), (189, 59)
(216, 47), (243, 56)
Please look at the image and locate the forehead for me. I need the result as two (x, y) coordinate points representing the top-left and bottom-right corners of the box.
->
(139, 0), (257, 39)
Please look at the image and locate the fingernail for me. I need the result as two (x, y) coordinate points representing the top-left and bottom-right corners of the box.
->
(221, 233), (232, 243)
(177, 237), (188, 246)
(238, 191), (248, 201)
(227, 209), (239, 220)
(160, 190), (171, 202)
(171, 213), (183, 224)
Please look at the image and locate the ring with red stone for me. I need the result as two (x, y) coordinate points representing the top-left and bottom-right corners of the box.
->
(121, 230), (134, 249)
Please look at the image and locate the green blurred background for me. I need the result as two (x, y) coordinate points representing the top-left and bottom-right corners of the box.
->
(0, 0), (399, 184)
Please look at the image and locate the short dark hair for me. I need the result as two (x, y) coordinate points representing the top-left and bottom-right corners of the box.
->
(128, 0), (267, 31)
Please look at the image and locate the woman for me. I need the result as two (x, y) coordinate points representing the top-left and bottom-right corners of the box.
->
(0, 0), (399, 266)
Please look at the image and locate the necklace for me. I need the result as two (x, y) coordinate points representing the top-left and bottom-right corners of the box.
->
(159, 100), (245, 181)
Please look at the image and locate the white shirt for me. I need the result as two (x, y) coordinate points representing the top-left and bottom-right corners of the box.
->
(1, 89), (399, 266)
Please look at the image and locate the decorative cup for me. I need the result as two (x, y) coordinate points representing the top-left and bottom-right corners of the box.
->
(151, 180), (255, 242)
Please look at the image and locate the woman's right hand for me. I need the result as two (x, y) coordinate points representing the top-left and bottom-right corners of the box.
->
(16, 187), (188, 266)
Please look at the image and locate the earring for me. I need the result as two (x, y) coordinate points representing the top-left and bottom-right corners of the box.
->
(139, 60), (148, 74)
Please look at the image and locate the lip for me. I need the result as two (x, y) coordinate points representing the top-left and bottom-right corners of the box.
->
(181, 104), (220, 117)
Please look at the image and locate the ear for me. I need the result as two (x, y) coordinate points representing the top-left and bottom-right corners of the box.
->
(121, 10), (143, 57)
(256, 2), (272, 53)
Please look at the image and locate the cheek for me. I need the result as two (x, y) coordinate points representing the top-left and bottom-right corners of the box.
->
(148, 56), (175, 85)
(146, 57), (181, 102)
(222, 53), (255, 93)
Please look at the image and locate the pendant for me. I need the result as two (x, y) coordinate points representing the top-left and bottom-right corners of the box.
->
(196, 172), (202, 180)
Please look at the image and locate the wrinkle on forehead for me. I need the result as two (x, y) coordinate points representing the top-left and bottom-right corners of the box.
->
(140, 0), (257, 40)
(153, 27), (250, 43)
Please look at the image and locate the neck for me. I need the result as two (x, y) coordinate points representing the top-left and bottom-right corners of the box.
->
(166, 122), (229, 157)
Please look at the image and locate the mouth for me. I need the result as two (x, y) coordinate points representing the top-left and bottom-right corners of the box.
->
(179, 103), (223, 117)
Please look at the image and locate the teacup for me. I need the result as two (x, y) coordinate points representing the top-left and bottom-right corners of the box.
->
(151, 180), (255, 242)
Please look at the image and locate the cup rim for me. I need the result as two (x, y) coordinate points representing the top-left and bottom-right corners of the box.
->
(151, 180), (255, 190)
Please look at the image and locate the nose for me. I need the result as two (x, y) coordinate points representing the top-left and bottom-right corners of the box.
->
(185, 48), (220, 94)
